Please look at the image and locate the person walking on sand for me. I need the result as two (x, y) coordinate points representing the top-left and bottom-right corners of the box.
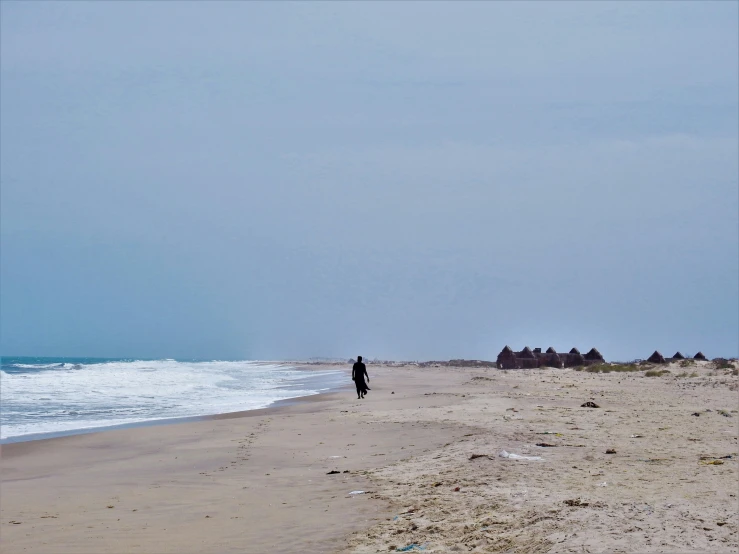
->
(352, 356), (370, 399)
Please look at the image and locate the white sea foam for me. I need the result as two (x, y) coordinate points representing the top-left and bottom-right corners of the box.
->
(0, 360), (345, 439)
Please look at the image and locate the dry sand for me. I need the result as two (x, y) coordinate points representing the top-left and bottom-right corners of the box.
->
(2, 360), (737, 553)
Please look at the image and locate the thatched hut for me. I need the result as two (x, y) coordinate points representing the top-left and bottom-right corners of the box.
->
(496, 345), (518, 369)
(537, 347), (562, 367)
(694, 351), (707, 361)
(516, 347), (538, 368)
(584, 348), (605, 362)
(648, 351), (666, 364)
(672, 352), (685, 360)
(518, 346), (536, 359)
(542, 352), (563, 368)
(564, 350), (585, 367)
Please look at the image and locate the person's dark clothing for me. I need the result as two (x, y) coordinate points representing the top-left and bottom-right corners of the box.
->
(352, 362), (369, 397)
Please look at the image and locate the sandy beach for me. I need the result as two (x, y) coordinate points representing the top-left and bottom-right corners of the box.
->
(2, 360), (737, 553)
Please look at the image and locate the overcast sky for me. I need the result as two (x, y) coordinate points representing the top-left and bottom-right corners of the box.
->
(1, 1), (737, 361)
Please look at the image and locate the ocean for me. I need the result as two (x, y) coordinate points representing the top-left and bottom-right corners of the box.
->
(0, 357), (346, 442)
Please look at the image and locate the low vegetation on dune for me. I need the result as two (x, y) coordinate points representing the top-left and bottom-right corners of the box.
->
(644, 368), (671, 377)
(574, 360), (738, 378)
(676, 371), (700, 378)
(713, 358), (735, 370)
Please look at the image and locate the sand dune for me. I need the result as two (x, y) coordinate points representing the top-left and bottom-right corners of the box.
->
(346, 360), (738, 553)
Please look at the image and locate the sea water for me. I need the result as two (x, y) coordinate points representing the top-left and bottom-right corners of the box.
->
(0, 357), (346, 442)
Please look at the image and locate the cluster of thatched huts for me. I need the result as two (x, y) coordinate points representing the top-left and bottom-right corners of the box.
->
(495, 346), (717, 369)
(647, 351), (707, 364)
(496, 346), (605, 369)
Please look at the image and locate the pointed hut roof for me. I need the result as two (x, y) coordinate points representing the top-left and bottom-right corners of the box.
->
(569, 347), (581, 355)
(500, 345), (514, 355)
(584, 347), (604, 361)
(519, 346), (536, 359)
(647, 350), (666, 364)
(694, 351), (707, 360)
(546, 347), (557, 354)
(672, 352), (685, 360)
(539, 351), (562, 367)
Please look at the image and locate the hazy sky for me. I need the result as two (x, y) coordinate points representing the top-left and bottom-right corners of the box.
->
(2, 1), (737, 361)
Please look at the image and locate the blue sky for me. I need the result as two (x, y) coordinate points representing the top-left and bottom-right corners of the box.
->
(1, 1), (737, 360)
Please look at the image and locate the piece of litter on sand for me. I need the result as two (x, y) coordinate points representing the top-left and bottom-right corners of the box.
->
(499, 450), (543, 461)
(536, 442), (557, 447)
(597, 482), (608, 487)
(329, 456), (342, 458)
(396, 544), (426, 552)
(348, 490), (365, 495)
(699, 455), (733, 460)
(606, 449), (617, 454)
(581, 401), (600, 408)
(630, 434), (644, 438)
